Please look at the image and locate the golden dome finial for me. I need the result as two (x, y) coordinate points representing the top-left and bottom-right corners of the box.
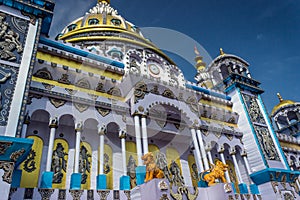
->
(98, 0), (110, 3)
(194, 46), (206, 71)
(220, 48), (225, 55)
(277, 93), (283, 102)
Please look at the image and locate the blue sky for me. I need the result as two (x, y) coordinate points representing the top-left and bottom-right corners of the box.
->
(49, 0), (300, 113)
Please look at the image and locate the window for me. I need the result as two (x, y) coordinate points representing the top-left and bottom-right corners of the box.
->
(88, 18), (99, 25)
(67, 24), (77, 32)
(111, 18), (122, 26)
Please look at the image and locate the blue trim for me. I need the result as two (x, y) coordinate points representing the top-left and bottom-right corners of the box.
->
(238, 183), (249, 194)
(186, 84), (231, 101)
(70, 173), (82, 190)
(135, 166), (146, 185)
(120, 175), (130, 190)
(39, 38), (125, 69)
(97, 174), (107, 190)
(40, 171), (53, 189)
(257, 95), (290, 169)
(250, 168), (300, 185)
(236, 89), (268, 167)
(250, 184), (260, 194)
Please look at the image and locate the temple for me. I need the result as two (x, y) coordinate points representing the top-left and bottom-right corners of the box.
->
(0, 0), (299, 199)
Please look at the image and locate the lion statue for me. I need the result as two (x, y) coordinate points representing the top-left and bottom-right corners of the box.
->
(142, 152), (164, 182)
(200, 160), (228, 186)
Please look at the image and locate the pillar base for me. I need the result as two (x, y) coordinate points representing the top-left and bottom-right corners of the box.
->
(238, 183), (249, 194)
(231, 183), (237, 193)
(135, 166), (146, 186)
(11, 169), (22, 188)
(97, 174), (107, 190)
(198, 172), (208, 187)
(120, 175), (130, 190)
(250, 184), (259, 194)
(70, 173), (82, 190)
(40, 171), (53, 189)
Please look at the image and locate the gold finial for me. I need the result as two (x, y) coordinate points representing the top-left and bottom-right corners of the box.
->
(277, 93), (283, 102)
(220, 48), (225, 56)
(98, 0), (110, 3)
(194, 46), (206, 71)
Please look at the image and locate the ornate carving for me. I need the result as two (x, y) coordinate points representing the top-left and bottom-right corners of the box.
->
(127, 155), (137, 188)
(49, 98), (66, 108)
(58, 74), (71, 85)
(160, 194), (170, 200)
(74, 103), (89, 113)
(69, 190), (83, 200)
(0, 161), (14, 183)
(103, 153), (110, 174)
(134, 82), (148, 103)
(75, 78), (90, 89)
(34, 68), (53, 80)
(224, 183), (232, 193)
(96, 107), (110, 117)
(186, 96), (198, 113)
(271, 181), (278, 193)
(97, 190), (110, 200)
(79, 145), (91, 184)
(38, 189), (54, 200)
(129, 59), (141, 74)
(150, 85), (159, 95)
(87, 190), (94, 200)
(158, 180), (168, 190)
(107, 87), (121, 97)
(191, 163), (199, 182)
(10, 148), (25, 162)
(49, 117), (58, 128)
(65, 88), (77, 95)
(162, 89), (176, 99)
(95, 82), (105, 92)
(283, 192), (294, 200)
(51, 143), (68, 183)
(169, 161), (185, 187)
(58, 189), (66, 200)
(0, 13), (23, 62)
(8, 187), (17, 200)
(124, 190), (131, 200)
(0, 141), (12, 155)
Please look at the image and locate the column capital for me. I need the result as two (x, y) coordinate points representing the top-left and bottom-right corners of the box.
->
(119, 130), (127, 139)
(217, 145), (225, 153)
(75, 121), (83, 132)
(23, 112), (31, 125)
(241, 149), (247, 157)
(98, 124), (107, 135)
(49, 117), (58, 129)
(229, 147), (236, 155)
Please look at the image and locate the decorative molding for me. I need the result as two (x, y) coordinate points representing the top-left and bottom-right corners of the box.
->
(124, 190), (131, 200)
(58, 189), (66, 200)
(0, 161), (14, 183)
(74, 103), (89, 113)
(162, 89), (176, 99)
(160, 194), (170, 200)
(69, 190), (83, 200)
(87, 190), (94, 200)
(10, 148), (25, 162)
(134, 82), (147, 103)
(107, 87), (121, 97)
(38, 189), (54, 200)
(96, 107), (111, 117)
(97, 190), (110, 200)
(49, 98), (66, 108)
(0, 141), (12, 155)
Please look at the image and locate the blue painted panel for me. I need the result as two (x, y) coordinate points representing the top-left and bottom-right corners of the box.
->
(120, 175), (130, 190)
(70, 173), (82, 190)
(40, 171), (53, 189)
(239, 183), (249, 194)
(186, 84), (231, 101)
(97, 174), (107, 190)
(135, 166), (146, 185)
(250, 184), (260, 194)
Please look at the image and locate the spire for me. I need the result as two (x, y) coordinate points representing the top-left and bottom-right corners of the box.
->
(220, 48), (225, 56)
(277, 93), (283, 102)
(194, 46), (206, 71)
(98, 0), (110, 4)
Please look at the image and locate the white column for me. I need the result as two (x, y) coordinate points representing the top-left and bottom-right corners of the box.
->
(231, 151), (243, 183)
(219, 149), (231, 183)
(98, 125), (106, 174)
(191, 128), (204, 172)
(46, 117), (58, 172)
(196, 129), (209, 170)
(74, 122), (83, 173)
(134, 115), (143, 166)
(141, 116), (149, 154)
(206, 149), (214, 166)
(119, 130), (127, 176)
(241, 151), (252, 175)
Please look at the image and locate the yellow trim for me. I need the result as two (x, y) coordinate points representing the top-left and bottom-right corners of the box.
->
(32, 76), (125, 101)
(36, 51), (123, 81)
(201, 117), (237, 128)
(59, 27), (154, 47)
(199, 99), (232, 112)
(280, 141), (300, 151)
(20, 136), (43, 188)
(63, 36), (175, 65)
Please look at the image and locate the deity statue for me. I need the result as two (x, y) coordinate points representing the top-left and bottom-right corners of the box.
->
(79, 145), (91, 184)
(127, 155), (137, 188)
(51, 143), (68, 183)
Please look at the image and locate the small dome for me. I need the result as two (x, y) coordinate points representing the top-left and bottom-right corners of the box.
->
(271, 93), (296, 116)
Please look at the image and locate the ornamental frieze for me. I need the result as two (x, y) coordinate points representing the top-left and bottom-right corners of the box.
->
(0, 161), (14, 183)
(0, 12), (28, 63)
(0, 141), (12, 155)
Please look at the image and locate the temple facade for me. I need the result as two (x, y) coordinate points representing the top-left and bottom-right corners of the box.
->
(0, 0), (299, 199)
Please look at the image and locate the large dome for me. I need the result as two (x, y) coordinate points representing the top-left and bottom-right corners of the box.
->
(57, 0), (173, 63)
(271, 93), (296, 116)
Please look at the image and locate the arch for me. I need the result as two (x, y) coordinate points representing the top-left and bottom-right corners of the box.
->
(31, 109), (50, 123)
(52, 139), (69, 189)
(148, 144), (159, 157)
(83, 118), (98, 131)
(80, 142), (92, 190)
(287, 111), (298, 124)
(126, 141), (137, 189)
(59, 114), (75, 127)
(188, 154), (198, 187)
(20, 136), (44, 188)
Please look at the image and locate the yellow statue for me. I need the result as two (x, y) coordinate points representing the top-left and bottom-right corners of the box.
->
(200, 160), (228, 186)
(142, 152), (164, 182)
